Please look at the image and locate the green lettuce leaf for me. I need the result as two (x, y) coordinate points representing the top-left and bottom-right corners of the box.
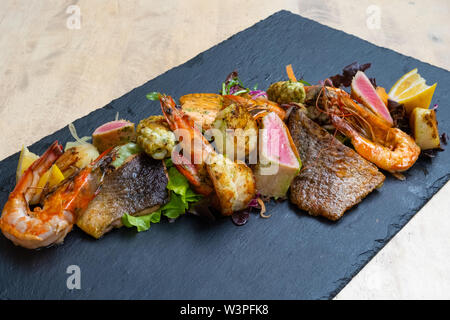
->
(160, 193), (186, 219)
(122, 211), (161, 232)
(166, 166), (189, 196)
(121, 158), (202, 232)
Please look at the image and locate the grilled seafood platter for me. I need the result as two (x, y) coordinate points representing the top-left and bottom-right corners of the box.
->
(0, 63), (444, 249)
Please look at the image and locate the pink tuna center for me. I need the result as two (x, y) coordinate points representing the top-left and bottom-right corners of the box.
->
(264, 113), (296, 165)
(94, 121), (129, 133)
(354, 72), (393, 123)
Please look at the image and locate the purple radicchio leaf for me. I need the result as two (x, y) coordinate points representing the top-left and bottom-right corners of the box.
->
(329, 62), (372, 88)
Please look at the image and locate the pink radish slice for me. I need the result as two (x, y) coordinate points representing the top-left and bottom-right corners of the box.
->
(351, 71), (393, 125)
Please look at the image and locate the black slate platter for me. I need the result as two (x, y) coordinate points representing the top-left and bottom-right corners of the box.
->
(0, 11), (449, 300)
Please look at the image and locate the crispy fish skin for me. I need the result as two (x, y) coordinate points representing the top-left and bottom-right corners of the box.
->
(76, 153), (168, 238)
(288, 108), (385, 221)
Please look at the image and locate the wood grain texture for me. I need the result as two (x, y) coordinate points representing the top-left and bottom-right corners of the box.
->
(0, 0), (449, 299)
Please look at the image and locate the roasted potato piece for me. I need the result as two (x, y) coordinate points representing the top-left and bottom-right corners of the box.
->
(179, 93), (224, 129)
(55, 144), (99, 178)
(409, 108), (440, 150)
(207, 152), (256, 215)
(211, 103), (258, 160)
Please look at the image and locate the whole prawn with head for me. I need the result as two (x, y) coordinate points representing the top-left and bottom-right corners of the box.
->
(0, 141), (106, 249)
(160, 95), (256, 215)
(312, 86), (420, 173)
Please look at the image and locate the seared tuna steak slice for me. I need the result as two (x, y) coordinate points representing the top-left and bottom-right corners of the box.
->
(351, 71), (393, 125)
(253, 112), (301, 198)
(92, 120), (136, 153)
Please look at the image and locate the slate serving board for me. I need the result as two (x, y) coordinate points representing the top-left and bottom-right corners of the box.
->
(0, 10), (449, 300)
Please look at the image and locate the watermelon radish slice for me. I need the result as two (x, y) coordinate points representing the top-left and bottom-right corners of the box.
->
(253, 112), (301, 198)
(351, 71), (393, 125)
(93, 120), (136, 152)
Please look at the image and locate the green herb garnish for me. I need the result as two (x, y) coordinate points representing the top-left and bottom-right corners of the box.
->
(299, 79), (311, 86)
(221, 76), (250, 96)
(146, 92), (161, 101)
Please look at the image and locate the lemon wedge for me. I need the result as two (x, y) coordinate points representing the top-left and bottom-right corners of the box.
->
(35, 164), (65, 191)
(30, 164), (65, 204)
(388, 68), (437, 115)
(47, 164), (65, 187)
(16, 146), (65, 204)
(16, 146), (39, 182)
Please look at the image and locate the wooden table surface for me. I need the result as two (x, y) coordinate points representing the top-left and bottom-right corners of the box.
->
(0, 0), (449, 299)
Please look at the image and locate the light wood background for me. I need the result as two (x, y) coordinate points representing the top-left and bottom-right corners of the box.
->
(0, 0), (449, 299)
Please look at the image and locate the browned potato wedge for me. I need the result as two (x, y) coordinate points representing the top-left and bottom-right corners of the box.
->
(409, 108), (440, 150)
(212, 103), (258, 160)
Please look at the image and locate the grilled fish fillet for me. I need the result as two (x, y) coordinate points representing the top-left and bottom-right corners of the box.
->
(288, 108), (385, 221)
(76, 153), (168, 238)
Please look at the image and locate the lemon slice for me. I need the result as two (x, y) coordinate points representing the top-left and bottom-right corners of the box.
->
(388, 68), (437, 114)
(16, 146), (39, 182)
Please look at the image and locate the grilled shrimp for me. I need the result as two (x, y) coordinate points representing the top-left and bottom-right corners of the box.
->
(312, 86), (420, 172)
(160, 95), (256, 215)
(331, 114), (420, 172)
(0, 141), (105, 249)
